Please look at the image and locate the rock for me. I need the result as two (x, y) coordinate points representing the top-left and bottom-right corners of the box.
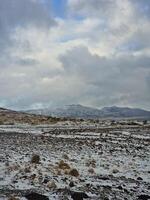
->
(69, 181), (75, 187)
(43, 178), (49, 184)
(118, 185), (123, 190)
(112, 168), (119, 174)
(71, 191), (89, 200)
(31, 154), (40, 164)
(137, 194), (150, 200)
(103, 198), (109, 200)
(25, 192), (49, 200)
(137, 177), (143, 181)
(69, 168), (79, 177)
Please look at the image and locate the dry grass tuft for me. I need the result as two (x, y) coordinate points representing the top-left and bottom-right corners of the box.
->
(88, 168), (95, 174)
(69, 168), (79, 177)
(58, 160), (70, 170)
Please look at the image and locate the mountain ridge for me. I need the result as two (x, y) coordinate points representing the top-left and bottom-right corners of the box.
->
(25, 104), (150, 119)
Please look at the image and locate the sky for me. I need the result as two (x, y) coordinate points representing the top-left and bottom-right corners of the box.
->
(0, 0), (150, 110)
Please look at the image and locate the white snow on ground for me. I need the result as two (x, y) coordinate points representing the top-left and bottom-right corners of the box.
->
(0, 122), (150, 199)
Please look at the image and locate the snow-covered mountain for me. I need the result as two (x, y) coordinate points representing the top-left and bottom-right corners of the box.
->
(26, 104), (102, 118)
(101, 106), (150, 118)
(26, 105), (150, 119)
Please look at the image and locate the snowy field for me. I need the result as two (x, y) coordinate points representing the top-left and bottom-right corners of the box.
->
(0, 122), (150, 199)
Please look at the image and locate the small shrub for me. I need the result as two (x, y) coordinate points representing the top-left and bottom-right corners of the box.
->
(143, 120), (147, 125)
(88, 168), (95, 174)
(24, 167), (31, 173)
(0, 120), (4, 125)
(31, 154), (40, 164)
(8, 196), (19, 200)
(85, 159), (96, 168)
(112, 168), (119, 174)
(62, 154), (69, 160)
(69, 168), (79, 177)
(47, 180), (57, 189)
(58, 160), (70, 170)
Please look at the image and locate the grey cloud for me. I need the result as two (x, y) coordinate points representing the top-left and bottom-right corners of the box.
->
(68, 0), (116, 18)
(60, 46), (150, 109)
(0, 0), (56, 31)
(68, 0), (150, 19)
(16, 58), (38, 66)
(68, 0), (150, 52)
(0, 45), (150, 110)
(0, 0), (56, 52)
(132, 0), (150, 18)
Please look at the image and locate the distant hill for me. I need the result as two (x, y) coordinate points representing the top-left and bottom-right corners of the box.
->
(0, 107), (17, 113)
(0, 107), (60, 125)
(26, 105), (150, 119)
(100, 106), (150, 118)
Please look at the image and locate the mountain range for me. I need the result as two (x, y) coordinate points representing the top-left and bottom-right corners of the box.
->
(25, 104), (150, 119)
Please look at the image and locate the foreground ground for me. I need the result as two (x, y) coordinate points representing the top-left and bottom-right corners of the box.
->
(0, 121), (150, 199)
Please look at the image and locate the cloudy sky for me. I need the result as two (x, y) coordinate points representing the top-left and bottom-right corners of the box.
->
(0, 0), (150, 110)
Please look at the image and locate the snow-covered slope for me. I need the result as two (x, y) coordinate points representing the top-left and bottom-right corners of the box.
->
(26, 105), (150, 119)
(101, 106), (150, 118)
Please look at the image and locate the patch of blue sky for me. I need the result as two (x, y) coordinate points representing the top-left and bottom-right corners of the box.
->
(134, 0), (150, 18)
(51, 0), (67, 18)
(56, 35), (77, 43)
(118, 41), (142, 52)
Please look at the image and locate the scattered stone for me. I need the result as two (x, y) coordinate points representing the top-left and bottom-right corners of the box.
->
(112, 168), (119, 174)
(43, 178), (49, 184)
(69, 181), (75, 187)
(103, 197), (109, 200)
(62, 153), (69, 160)
(30, 174), (36, 180)
(137, 177), (143, 181)
(118, 185), (123, 190)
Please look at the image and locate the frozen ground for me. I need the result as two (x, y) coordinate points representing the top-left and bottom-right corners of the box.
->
(0, 122), (150, 199)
